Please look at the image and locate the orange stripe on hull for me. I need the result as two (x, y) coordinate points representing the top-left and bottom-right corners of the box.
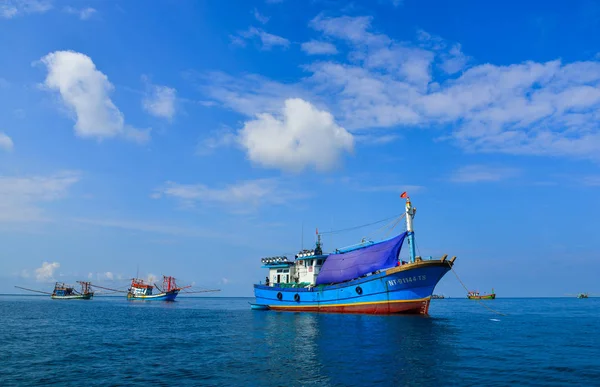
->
(269, 299), (430, 315)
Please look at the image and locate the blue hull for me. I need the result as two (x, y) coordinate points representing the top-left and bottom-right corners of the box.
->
(127, 290), (179, 301)
(253, 261), (451, 314)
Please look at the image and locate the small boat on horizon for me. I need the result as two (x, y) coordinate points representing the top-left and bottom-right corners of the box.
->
(467, 289), (495, 300)
(432, 294), (445, 299)
(252, 193), (457, 315)
(15, 281), (94, 300)
(577, 292), (589, 299)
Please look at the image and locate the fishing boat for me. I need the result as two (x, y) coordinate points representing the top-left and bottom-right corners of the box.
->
(577, 293), (589, 299)
(126, 276), (186, 301)
(15, 281), (94, 300)
(432, 294), (445, 299)
(90, 274), (221, 300)
(252, 193), (456, 315)
(467, 289), (495, 300)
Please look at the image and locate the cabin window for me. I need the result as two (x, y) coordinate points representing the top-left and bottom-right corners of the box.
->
(277, 274), (281, 283)
(283, 269), (289, 273)
(317, 259), (323, 265)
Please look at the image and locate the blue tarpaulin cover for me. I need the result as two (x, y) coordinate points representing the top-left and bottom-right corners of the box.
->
(315, 232), (407, 285)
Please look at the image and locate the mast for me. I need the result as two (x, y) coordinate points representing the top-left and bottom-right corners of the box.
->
(315, 228), (322, 255)
(403, 192), (417, 263)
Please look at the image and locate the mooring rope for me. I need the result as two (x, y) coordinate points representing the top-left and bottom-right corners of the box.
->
(447, 262), (506, 316)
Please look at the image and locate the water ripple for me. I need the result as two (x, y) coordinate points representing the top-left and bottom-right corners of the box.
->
(0, 297), (599, 386)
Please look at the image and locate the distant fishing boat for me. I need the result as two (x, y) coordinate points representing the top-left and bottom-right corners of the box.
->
(467, 289), (495, 300)
(15, 281), (94, 300)
(126, 276), (186, 301)
(432, 294), (445, 299)
(252, 193), (456, 315)
(90, 274), (221, 300)
(577, 293), (589, 299)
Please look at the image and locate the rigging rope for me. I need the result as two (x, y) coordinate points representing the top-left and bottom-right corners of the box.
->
(382, 215), (405, 239)
(318, 213), (404, 235)
(446, 262), (506, 316)
(364, 213), (406, 241)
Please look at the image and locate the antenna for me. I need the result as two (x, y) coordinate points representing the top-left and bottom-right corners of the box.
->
(301, 221), (304, 250)
(136, 264), (139, 280)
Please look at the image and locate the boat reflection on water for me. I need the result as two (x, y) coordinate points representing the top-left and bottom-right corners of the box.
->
(250, 311), (459, 385)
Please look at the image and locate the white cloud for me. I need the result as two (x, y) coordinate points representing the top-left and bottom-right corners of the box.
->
(233, 27), (290, 50)
(310, 15), (435, 86)
(253, 8), (269, 24)
(220, 277), (230, 285)
(229, 35), (247, 47)
(153, 178), (302, 211)
(239, 98), (354, 172)
(202, 14), (600, 162)
(425, 61), (600, 159)
(0, 171), (80, 222)
(85, 271), (117, 281)
(380, 0), (403, 6)
(356, 184), (424, 193)
(438, 44), (469, 74)
(73, 217), (227, 238)
(1, 0), (51, 19)
(417, 30), (470, 74)
(304, 61), (423, 129)
(39, 50), (149, 143)
(195, 71), (308, 117)
(63, 6), (96, 20)
(310, 15), (376, 44)
(196, 126), (237, 156)
(142, 78), (176, 119)
(582, 176), (600, 186)
(449, 165), (519, 183)
(0, 132), (14, 151)
(35, 261), (60, 282)
(354, 133), (400, 145)
(147, 274), (157, 283)
(301, 40), (338, 55)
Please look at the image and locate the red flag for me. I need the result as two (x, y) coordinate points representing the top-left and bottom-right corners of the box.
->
(400, 192), (408, 198)
(316, 228), (319, 235)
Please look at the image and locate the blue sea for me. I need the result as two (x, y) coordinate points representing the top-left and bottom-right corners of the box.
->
(1, 296), (599, 386)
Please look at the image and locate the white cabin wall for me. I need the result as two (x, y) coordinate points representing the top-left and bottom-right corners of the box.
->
(268, 267), (293, 286)
(296, 258), (325, 285)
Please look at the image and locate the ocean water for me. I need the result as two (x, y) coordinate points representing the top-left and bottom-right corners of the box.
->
(1, 296), (599, 386)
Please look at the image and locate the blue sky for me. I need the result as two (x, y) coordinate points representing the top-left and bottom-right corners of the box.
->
(1, 0), (599, 297)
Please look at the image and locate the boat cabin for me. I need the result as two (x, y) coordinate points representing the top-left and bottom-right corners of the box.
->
(294, 251), (327, 285)
(53, 282), (75, 296)
(260, 235), (328, 288)
(261, 257), (295, 286)
(130, 278), (153, 296)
